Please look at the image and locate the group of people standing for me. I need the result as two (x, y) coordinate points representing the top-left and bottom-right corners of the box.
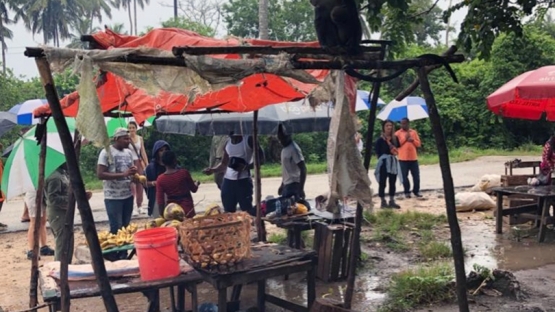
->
(375, 118), (422, 209)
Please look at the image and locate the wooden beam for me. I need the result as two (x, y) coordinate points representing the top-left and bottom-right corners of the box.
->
(34, 57), (120, 312)
(24, 47), (464, 72)
(29, 119), (47, 308)
(417, 66), (469, 312)
(252, 111), (266, 242)
(172, 45), (383, 57)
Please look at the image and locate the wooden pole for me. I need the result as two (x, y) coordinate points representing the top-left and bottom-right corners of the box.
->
(363, 80), (382, 171)
(344, 80), (382, 310)
(417, 67), (469, 312)
(29, 118), (47, 308)
(34, 57), (120, 312)
(253, 110), (265, 242)
(60, 129), (82, 312)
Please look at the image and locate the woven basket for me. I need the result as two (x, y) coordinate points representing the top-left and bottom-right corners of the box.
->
(179, 211), (252, 270)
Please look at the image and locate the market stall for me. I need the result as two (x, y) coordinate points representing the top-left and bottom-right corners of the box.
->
(22, 27), (466, 312)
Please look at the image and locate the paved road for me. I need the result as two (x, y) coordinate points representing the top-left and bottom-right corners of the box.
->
(0, 155), (538, 233)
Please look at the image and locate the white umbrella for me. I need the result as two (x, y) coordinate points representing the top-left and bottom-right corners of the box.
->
(355, 90), (386, 112)
(377, 96), (429, 122)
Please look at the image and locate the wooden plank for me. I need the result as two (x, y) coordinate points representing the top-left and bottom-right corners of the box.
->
(330, 229), (344, 281)
(496, 193), (504, 234)
(500, 204), (538, 216)
(265, 294), (308, 312)
(539, 199), (550, 243)
(341, 227), (352, 279)
(257, 281), (266, 312)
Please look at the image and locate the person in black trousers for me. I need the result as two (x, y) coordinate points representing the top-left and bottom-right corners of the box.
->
(374, 120), (401, 209)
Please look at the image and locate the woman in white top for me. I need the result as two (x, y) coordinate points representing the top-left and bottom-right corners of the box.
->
(128, 121), (148, 210)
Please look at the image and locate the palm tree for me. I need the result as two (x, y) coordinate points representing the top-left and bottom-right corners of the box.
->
(0, 0), (23, 73)
(104, 23), (128, 34)
(133, 0), (150, 35)
(113, 0), (133, 35)
(67, 19), (100, 48)
(18, 0), (112, 47)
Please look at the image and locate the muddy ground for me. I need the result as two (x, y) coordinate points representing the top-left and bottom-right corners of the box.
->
(2, 191), (555, 311)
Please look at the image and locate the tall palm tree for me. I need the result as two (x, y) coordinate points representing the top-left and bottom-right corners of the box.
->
(19, 0), (112, 47)
(133, 0), (150, 35)
(67, 19), (100, 48)
(113, 0), (133, 35)
(104, 23), (128, 34)
(0, 0), (23, 73)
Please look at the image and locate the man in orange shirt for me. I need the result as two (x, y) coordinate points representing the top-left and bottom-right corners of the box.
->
(396, 118), (423, 198)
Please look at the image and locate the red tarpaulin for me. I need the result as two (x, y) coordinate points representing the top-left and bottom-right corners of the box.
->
(487, 65), (555, 121)
(34, 28), (351, 124)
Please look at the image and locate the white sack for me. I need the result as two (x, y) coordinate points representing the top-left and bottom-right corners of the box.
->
(455, 192), (496, 212)
(470, 174), (501, 193)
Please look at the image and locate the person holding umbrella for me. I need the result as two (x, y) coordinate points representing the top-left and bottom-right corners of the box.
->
(374, 120), (401, 209)
(396, 118), (423, 198)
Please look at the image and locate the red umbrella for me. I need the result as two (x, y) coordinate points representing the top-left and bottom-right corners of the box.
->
(487, 65), (555, 121)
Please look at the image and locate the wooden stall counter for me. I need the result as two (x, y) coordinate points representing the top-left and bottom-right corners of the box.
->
(195, 244), (317, 312)
(39, 264), (203, 312)
(493, 185), (555, 242)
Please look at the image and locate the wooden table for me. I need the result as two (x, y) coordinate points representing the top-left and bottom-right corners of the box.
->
(492, 185), (555, 242)
(39, 267), (203, 312)
(196, 244), (317, 312)
(264, 207), (355, 249)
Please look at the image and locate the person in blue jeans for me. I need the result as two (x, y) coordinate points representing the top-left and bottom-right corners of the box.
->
(203, 133), (263, 214)
(97, 128), (139, 259)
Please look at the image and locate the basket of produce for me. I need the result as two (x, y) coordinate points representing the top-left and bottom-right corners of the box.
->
(178, 208), (252, 270)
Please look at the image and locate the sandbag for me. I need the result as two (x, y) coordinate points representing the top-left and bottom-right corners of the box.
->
(470, 174), (501, 193)
(455, 192), (496, 212)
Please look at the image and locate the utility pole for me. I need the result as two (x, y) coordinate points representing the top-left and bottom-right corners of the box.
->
(174, 0), (178, 18)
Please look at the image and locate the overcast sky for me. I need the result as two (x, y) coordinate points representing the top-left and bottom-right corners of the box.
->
(5, 0), (466, 79)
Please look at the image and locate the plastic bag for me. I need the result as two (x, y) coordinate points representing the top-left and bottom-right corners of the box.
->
(455, 192), (496, 212)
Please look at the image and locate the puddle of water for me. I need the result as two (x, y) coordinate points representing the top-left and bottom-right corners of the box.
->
(461, 221), (555, 272)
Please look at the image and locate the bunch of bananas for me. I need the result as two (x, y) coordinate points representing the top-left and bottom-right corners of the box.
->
(98, 223), (139, 250)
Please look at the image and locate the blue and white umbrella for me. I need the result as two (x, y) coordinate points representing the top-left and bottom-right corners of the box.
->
(9, 99), (47, 125)
(377, 96), (428, 122)
(355, 90), (386, 111)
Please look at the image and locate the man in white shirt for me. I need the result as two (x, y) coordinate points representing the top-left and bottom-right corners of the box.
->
(277, 126), (307, 200)
(97, 128), (139, 236)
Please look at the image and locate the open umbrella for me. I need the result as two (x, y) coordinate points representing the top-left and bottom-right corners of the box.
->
(2, 118), (75, 199)
(377, 96), (428, 122)
(155, 100), (334, 136)
(355, 90), (386, 111)
(0, 112), (17, 138)
(487, 66), (555, 120)
(9, 99), (47, 125)
(105, 116), (155, 137)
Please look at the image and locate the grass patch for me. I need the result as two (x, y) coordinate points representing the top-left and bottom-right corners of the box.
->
(379, 262), (455, 312)
(364, 210), (449, 257)
(267, 232), (287, 245)
(419, 241), (453, 260)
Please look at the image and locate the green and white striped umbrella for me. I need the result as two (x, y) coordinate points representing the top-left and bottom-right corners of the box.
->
(2, 118), (75, 200)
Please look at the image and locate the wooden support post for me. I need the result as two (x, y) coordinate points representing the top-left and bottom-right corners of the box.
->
(34, 57), (119, 312)
(417, 66), (469, 312)
(29, 118), (47, 308)
(253, 110), (266, 242)
(60, 129), (81, 312)
(344, 79), (382, 309)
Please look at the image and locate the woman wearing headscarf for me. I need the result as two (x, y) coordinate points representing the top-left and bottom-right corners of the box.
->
(374, 120), (401, 209)
(145, 140), (170, 217)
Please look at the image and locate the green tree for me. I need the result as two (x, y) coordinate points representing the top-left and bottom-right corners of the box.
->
(133, 0), (150, 35)
(161, 17), (216, 37)
(222, 0), (316, 42)
(0, 0), (23, 73)
(68, 19), (101, 48)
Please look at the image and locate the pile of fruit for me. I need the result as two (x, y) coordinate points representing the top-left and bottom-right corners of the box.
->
(133, 173), (147, 184)
(97, 223), (139, 250)
(145, 203), (186, 229)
